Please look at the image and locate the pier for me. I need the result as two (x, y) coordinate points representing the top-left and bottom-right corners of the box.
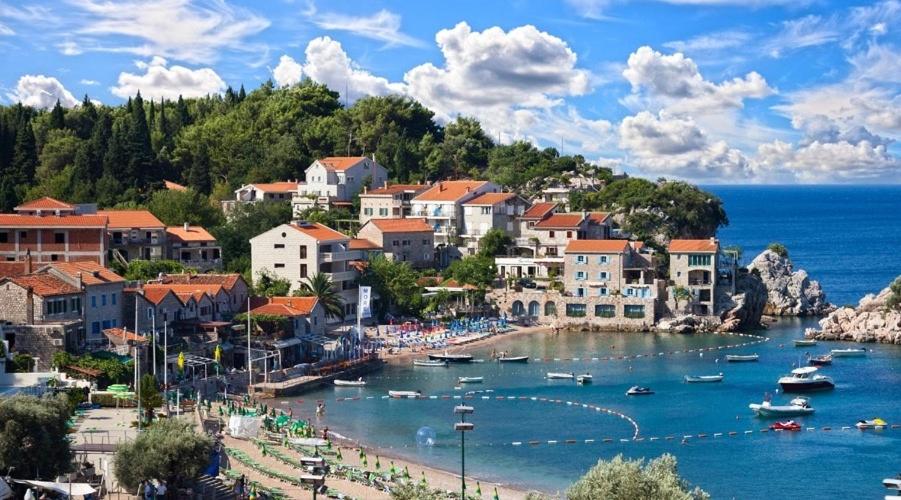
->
(251, 356), (384, 398)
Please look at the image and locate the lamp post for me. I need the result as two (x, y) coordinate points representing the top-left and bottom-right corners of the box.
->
(454, 405), (474, 499)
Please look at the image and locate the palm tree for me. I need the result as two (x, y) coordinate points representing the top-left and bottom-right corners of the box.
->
(294, 273), (345, 319)
(672, 286), (693, 313)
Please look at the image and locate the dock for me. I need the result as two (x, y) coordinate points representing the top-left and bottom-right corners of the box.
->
(251, 357), (384, 398)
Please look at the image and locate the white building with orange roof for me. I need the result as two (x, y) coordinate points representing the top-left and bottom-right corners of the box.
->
(0, 197), (108, 265)
(409, 180), (499, 263)
(460, 192), (530, 254)
(358, 182), (428, 224)
(165, 223), (222, 271)
(357, 218), (434, 268)
(222, 180), (303, 214)
(295, 156), (388, 213)
(250, 221), (365, 321)
(668, 238), (720, 315)
(98, 209), (167, 262)
(40, 260), (125, 343)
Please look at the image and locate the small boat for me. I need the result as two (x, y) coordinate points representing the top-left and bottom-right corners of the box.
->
(388, 390), (421, 398)
(856, 418), (887, 430)
(334, 379), (366, 387)
(794, 339), (817, 347)
(457, 377), (483, 384)
(684, 373), (724, 383)
(546, 372), (575, 380)
(789, 396), (810, 407)
(831, 348), (867, 357)
(808, 354), (832, 366)
(576, 374), (593, 384)
(726, 354), (759, 362)
(429, 351), (474, 363)
(770, 420), (802, 431)
(778, 366), (835, 392)
(413, 359), (448, 367)
(749, 399), (815, 417)
(884, 477), (901, 492)
(497, 355), (529, 363)
(626, 386), (654, 396)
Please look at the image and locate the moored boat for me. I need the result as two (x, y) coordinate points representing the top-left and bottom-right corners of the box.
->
(778, 366), (835, 392)
(794, 339), (817, 347)
(498, 355), (529, 363)
(726, 354), (759, 362)
(770, 420), (802, 431)
(429, 351), (474, 363)
(334, 379), (366, 387)
(413, 359), (448, 367)
(626, 386), (653, 396)
(546, 372), (575, 380)
(831, 348), (867, 357)
(388, 390), (421, 398)
(856, 418), (887, 430)
(749, 398), (815, 417)
(458, 376), (483, 384)
(576, 374), (593, 384)
(808, 354), (832, 366)
(684, 373), (724, 383)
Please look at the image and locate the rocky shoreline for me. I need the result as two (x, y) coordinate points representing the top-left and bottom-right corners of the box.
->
(747, 249), (834, 316)
(805, 278), (901, 344)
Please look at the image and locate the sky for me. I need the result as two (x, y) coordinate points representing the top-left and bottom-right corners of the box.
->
(0, 0), (899, 183)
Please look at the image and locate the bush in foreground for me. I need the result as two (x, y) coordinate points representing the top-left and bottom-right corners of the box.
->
(114, 419), (213, 491)
(0, 395), (72, 479)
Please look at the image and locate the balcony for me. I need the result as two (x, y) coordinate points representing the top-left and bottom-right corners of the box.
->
(320, 251), (355, 262)
(325, 270), (357, 282)
(688, 279), (712, 286)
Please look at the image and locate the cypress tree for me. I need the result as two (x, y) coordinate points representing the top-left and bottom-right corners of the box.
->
(126, 92), (155, 187)
(11, 121), (37, 185)
(49, 99), (66, 129)
(238, 84), (246, 101)
(175, 96), (191, 129)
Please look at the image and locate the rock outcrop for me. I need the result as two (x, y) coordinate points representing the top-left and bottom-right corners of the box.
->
(807, 284), (901, 344)
(747, 250), (833, 316)
(656, 315), (720, 334)
(717, 269), (768, 332)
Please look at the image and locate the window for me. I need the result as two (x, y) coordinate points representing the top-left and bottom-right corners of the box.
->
(54, 232), (65, 244)
(50, 254), (59, 261)
(111, 293), (116, 306)
(549, 231), (555, 238)
(91, 296), (97, 308)
(101, 294), (107, 306)
(480, 207), (491, 215)
(147, 307), (153, 319)
(575, 271), (587, 280)
(598, 255), (608, 264)
(625, 288), (634, 296)
(595, 304), (615, 318)
(92, 322), (101, 334)
(624, 305), (645, 319)
(102, 320), (110, 330)
(422, 239), (429, 245)
(364, 208), (373, 216)
(379, 208), (388, 216)
(299, 246), (307, 258)
(576, 255), (587, 264)
(392, 240), (400, 247)
(576, 287), (585, 298)
(274, 263), (285, 268)
(274, 244), (285, 249)
(300, 264), (307, 278)
(688, 254), (712, 266)
(0, 232), (6, 243)
(598, 287), (608, 296)
(567, 231), (573, 239)
(598, 271), (608, 280)
(566, 303), (587, 317)
(402, 240), (410, 247)
(19, 231), (27, 239)
(71, 297), (81, 312)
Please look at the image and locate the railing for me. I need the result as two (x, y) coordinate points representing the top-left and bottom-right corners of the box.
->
(179, 258), (223, 268)
(320, 251), (355, 262)
(688, 279), (712, 285)
(325, 270), (357, 282)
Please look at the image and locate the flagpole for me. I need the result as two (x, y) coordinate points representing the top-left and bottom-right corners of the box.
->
(356, 287), (362, 360)
(247, 296), (252, 396)
(152, 311), (156, 377)
(163, 321), (168, 416)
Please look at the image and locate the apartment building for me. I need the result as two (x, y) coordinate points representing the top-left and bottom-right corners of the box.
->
(0, 198), (108, 265)
(222, 181), (302, 214)
(668, 238), (719, 315)
(250, 221), (362, 321)
(356, 218), (434, 268)
(248, 296), (326, 337)
(154, 273), (249, 317)
(99, 210), (166, 262)
(460, 193), (529, 255)
(358, 183), (428, 225)
(294, 157), (388, 213)
(42, 261), (125, 343)
(165, 224), (222, 271)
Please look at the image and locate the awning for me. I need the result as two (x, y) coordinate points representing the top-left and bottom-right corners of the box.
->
(14, 480), (96, 496)
(273, 338), (302, 349)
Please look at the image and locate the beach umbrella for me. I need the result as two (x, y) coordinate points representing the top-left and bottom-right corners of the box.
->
(362, 456), (368, 467)
(476, 482), (482, 495)
(375, 456), (381, 470)
(336, 448), (343, 461)
(389, 461), (397, 474)
(420, 472), (428, 487)
(493, 487), (500, 500)
(403, 465), (410, 479)
(214, 344), (222, 363)
(359, 448), (365, 459)
(177, 352), (185, 373)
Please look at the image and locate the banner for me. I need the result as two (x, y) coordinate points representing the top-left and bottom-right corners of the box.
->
(359, 286), (372, 319)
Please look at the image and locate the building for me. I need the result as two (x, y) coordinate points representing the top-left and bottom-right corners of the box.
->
(165, 224), (222, 271)
(294, 157), (388, 213)
(153, 273), (249, 318)
(126, 287), (190, 332)
(99, 210), (166, 263)
(563, 240), (656, 300)
(222, 181), (302, 214)
(356, 218), (434, 268)
(358, 183), (428, 224)
(250, 221), (362, 321)
(248, 296), (327, 367)
(41, 261), (125, 344)
(668, 238), (719, 315)
(460, 192), (530, 255)
(0, 198), (108, 265)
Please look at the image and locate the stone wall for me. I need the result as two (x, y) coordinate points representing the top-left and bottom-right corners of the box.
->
(8, 322), (80, 370)
(490, 288), (658, 331)
(0, 281), (31, 323)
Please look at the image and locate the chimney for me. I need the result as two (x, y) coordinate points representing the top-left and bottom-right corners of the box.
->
(466, 186), (471, 193)
(25, 249), (32, 274)
(183, 222), (190, 232)
(438, 182), (444, 192)
(363, 186), (367, 194)
(76, 272), (83, 290)
(383, 179), (388, 189)
(25, 286), (34, 324)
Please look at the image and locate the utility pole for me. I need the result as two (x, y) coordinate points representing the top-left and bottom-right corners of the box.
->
(151, 311), (156, 377)
(454, 405), (474, 499)
(247, 297), (252, 396)
(163, 321), (169, 416)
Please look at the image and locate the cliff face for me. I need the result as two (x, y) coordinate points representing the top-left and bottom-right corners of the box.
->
(807, 285), (901, 344)
(717, 270), (767, 332)
(747, 250), (833, 316)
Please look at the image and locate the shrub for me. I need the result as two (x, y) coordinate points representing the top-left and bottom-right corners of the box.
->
(114, 419), (213, 491)
(766, 242), (788, 258)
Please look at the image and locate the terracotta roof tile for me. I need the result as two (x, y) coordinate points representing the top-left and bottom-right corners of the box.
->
(462, 192), (517, 206)
(160, 274), (243, 291)
(103, 327), (148, 345)
(565, 239), (629, 253)
(289, 222), (347, 242)
(8, 274), (79, 296)
(412, 181), (490, 202)
(521, 202), (557, 220)
(166, 226), (216, 242)
(668, 239), (719, 253)
(251, 296), (319, 316)
(245, 181), (301, 193)
(588, 212), (610, 223)
(164, 180), (187, 191)
(534, 213), (585, 229)
(49, 261), (124, 285)
(139, 288), (178, 305)
(318, 157), (367, 171)
(0, 261), (29, 278)
(348, 238), (382, 250)
(364, 184), (427, 196)
(15, 197), (75, 211)
(99, 210), (165, 229)
(0, 214), (108, 227)
(144, 283), (224, 298)
(368, 218), (433, 233)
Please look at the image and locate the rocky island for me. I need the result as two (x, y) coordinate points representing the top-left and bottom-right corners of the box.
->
(806, 276), (901, 344)
(747, 247), (834, 316)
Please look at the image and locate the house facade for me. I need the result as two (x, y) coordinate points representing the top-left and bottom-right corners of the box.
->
(222, 181), (302, 215)
(165, 224), (222, 271)
(356, 218), (434, 268)
(99, 210), (166, 263)
(358, 183), (428, 225)
(42, 261), (125, 344)
(153, 273), (249, 318)
(460, 193), (529, 255)
(668, 239), (719, 315)
(0, 198), (108, 265)
(294, 157), (388, 213)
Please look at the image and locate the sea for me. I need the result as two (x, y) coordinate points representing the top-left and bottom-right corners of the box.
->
(281, 186), (901, 499)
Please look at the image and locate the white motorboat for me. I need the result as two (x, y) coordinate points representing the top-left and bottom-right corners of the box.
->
(413, 359), (448, 367)
(684, 373), (724, 383)
(626, 386), (654, 396)
(831, 348), (867, 357)
(749, 399), (815, 417)
(388, 390), (421, 398)
(546, 372), (575, 380)
(576, 374), (593, 384)
(778, 366), (835, 392)
(856, 418), (887, 430)
(497, 355), (529, 363)
(334, 379), (366, 387)
(794, 339), (817, 347)
(457, 376), (483, 384)
(428, 351), (473, 363)
(726, 354), (759, 362)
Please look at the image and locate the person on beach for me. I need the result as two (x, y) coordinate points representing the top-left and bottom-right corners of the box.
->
(143, 480), (156, 500)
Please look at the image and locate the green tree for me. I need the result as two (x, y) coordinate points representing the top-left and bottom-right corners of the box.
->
(390, 481), (444, 500)
(767, 242), (789, 258)
(211, 201), (292, 273)
(295, 273), (345, 319)
(446, 255), (497, 288)
(10, 353), (35, 372)
(360, 254), (423, 319)
(886, 276), (901, 310)
(0, 395), (73, 479)
(254, 270), (292, 297)
(48, 100), (66, 130)
(113, 419), (213, 491)
(671, 286), (693, 312)
(120, 259), (187, 281)
(146, 187), (223, 227)
(478, 228), (512, 257)
(565, 454), (708, 500)
(138, 373), (164, 423)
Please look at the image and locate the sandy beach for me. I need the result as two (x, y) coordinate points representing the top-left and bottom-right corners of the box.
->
(377, 323), (553, 365)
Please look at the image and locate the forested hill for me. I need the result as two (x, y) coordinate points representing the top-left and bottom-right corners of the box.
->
(0, 79), (726, 240)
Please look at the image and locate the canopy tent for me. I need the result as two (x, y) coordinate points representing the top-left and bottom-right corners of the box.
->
(13, 480), (96, 497)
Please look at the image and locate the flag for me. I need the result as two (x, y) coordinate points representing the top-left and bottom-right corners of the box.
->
(359, 286), (372, 319)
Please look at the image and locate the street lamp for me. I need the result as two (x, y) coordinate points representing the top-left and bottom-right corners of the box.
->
(454, 405), (474, 498)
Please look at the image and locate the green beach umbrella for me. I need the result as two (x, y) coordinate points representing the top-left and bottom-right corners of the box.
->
(403, 465), (410, 479)
(362, 456), (368, 467)
(336, 448), (343, 461)
(420, 471), (428, 486)
(359, 448), (365, 459)
(375, 456), (381, 470)
(477, 482), (482, 495)
(493, 487), (500, 500)
(389, 461), (397, 474)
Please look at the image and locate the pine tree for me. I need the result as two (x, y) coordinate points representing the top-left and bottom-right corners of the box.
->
(49, 100), (66, 129)
(175, 96), (191, 129)
(148, 99), (156, 130)
(11, 121), (37, 185)
(238, 85), (246, 101)
(225, 86), (237, 107)
(126, 92), (155, 187)
(184, 142), (211, 193)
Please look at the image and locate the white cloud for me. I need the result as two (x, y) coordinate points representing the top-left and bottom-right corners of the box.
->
(0, 22), (13, 35)
(67, 0), (270, 63)
(80, 79), (99, 85)
(566, 0), (806, 18)
(312, 8), (424, 48)
(7, 74), (79, 108)
(756, 138), (899, 182)
(622, 46), (774, 114)
(300, 37), (404, 99)
(110, 57), (226, 100)
(764, 15), (841, 58)
(272, 55), (304, 87)
(664, 31), (752, 53)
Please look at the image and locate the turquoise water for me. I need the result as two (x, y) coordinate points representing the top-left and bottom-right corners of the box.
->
(287, 321), (901, 498)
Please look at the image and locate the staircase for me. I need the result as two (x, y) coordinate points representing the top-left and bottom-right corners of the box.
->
(193, 474), (236, 500)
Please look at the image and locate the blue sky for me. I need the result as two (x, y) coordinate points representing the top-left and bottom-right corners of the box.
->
(1, 0), (899, 183)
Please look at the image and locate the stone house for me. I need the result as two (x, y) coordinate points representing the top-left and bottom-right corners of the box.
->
(222, 181), (303, 215)
(41, 261), (125, 344)
(668, 238), (720, 315)
(459, 193), (530, 255)
(358, 183), (428, 225)
(153, 273), (249, 318)
(99, 209), (166, 263)
(294, 157), (388, 213)
(356, 218), (435, 268)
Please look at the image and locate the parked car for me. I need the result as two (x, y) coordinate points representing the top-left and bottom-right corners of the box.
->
(518, 278), (538, 289)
